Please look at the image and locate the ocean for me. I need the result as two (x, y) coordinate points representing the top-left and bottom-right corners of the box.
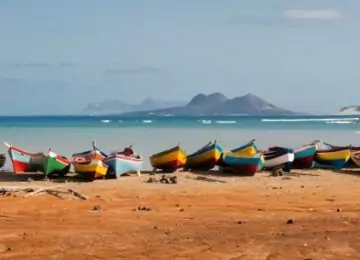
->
(1, 115), (359, 169)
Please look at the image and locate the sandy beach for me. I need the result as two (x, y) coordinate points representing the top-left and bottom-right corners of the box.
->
(1, 169), (360, 259)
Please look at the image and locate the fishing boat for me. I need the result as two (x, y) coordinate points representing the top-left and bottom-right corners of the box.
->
(72, 141), (108, 161)
(229, 139), (258, 156)
(220, 153), (264, 176)
(185, 141), (222, 171)
(313, 147), (351, 170)
(4, 142), (45, 174)
(30, 149), (71, 177)
(263, 147), (294, 170)
(149, 144), (187, 172)
(104, 146), (143, 178)
(292, 145), (316, 169)
(310, 140), (360, 168)
(72, 141), (108, 180)
(0, 154), (6, 169)
(350, 151), (360, 168)
(72, 156), (108, 180)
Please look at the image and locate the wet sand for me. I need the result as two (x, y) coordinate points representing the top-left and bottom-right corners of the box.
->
(1, 169), (360, 259)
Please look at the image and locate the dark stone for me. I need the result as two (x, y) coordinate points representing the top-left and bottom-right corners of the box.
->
(286, 219), (294, 224)
(92, 205), (101, 211)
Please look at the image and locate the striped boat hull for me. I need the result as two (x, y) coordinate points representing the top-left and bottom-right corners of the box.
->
(105, 154), (143, 178)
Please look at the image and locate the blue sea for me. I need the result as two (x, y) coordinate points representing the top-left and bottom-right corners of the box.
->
(1, 115), (359, 169)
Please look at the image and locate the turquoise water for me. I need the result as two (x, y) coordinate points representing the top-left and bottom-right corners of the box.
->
(1, 115), (359, 170)
(0, 115), (360, 130)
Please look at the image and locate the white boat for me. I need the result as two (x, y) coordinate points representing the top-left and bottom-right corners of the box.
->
(263, 147), (294, 169)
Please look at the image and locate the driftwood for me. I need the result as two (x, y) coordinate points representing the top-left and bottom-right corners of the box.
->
(68, 188), (89, 200)
(25, 185), (63, 198)
(0, 186), (88, 200)
(0, 186), (38, 193)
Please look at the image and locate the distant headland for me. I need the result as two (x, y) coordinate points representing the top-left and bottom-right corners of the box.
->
(85, 93), (297, 116)
(337, 106), (360, 115)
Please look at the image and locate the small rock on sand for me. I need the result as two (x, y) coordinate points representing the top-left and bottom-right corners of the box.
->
(286, 219), (294, 224)
(0, 244), (11, 254)
(92, 205), (101, 211)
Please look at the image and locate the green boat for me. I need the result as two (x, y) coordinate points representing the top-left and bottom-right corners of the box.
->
(31, 149), (71, 177)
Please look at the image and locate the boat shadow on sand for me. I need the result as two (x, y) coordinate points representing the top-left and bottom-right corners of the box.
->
(0, 170), (106, 183)
(333, 168), (360, 177)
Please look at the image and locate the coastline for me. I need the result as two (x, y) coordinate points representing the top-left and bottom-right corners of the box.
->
(1, 169), (360, 259)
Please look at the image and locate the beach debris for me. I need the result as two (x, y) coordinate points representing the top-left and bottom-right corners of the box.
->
(271, 168), (284, 177)
(236, 220), (245, 224)
(337, 208), (342, 212)
(0, 243), (12, 254)
(0, 186), (88, 200)
(146, 176), (157, 183)
(286, 219), (294, 224)
(193, 176), (227, 183)
(146, 175), (178, 184)
(160, 175), (177, 184)
(179, 208), (184, 212)
(175, 204), (180, 207)
(137, 206), (152, 211)
(92, 205), (101, 211)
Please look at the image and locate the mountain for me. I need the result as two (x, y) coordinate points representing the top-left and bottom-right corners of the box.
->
(121, 93), (296, 116)
(338, 105), (360, 115)
(83, 98), (186, 114)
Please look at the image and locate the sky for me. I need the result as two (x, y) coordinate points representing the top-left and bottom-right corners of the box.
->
(0, 0), (359, 114)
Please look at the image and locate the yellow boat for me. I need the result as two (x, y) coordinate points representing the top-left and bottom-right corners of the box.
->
(150, 144), (187, 172)
(73, 158), (108, 180)
(185, 141), (222, 170)
(224, 139), (258, 157)
(314, 147), (350, 170)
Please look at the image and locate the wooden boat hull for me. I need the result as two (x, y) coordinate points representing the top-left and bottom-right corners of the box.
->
(310, 140), (356, 168)
(230, 139), (258, 156)
(186, 143), (222, 171)
(73, 159), (108, 180)
(221, 153), (263, 176)
(264, 147), (294, 170)
(105, 154), (143, 178)
(0, 154), (6, 169)
(31, 151), (70, 176)
(292, 145), (316, 169)
(350, 151), (360, 168)
(150, 146), (187, 172)
(314, 148), (350, 170)
(4, 142), (45, 174)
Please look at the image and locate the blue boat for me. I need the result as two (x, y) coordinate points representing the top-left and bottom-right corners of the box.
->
(221, 153), (263, 176)
(104, 147), (143, 178)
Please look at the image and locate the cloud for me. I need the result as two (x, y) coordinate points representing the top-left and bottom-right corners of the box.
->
(283, 9), (344, 20)
(105, 66), (165, 75)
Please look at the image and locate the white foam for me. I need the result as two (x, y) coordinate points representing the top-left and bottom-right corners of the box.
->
(261, 117), (359, 122)
(326, 120), (353, 124)
(216, 120), (236, 124)
(142, 120), (152, 123)
(200, 120), (212, 124)
(101, 119), (111, 123)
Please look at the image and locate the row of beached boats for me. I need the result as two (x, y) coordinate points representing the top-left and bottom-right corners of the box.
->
(0, 139), (358, 180)
(149, 139), (358, 176)
(0, 141), (142, 180)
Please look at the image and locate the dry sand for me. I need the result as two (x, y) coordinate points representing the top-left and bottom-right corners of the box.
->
(1, 169), (360, 260)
